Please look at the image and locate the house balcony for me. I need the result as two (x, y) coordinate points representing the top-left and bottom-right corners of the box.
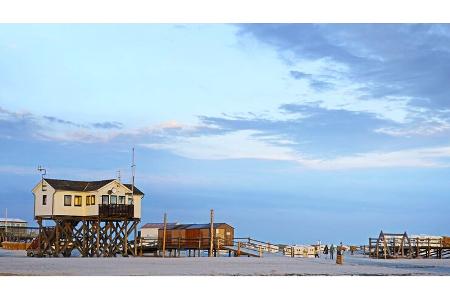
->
(98, 204), (134, 219)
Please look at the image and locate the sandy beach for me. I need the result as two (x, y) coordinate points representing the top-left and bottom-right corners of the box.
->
(1, 249), (449, 276)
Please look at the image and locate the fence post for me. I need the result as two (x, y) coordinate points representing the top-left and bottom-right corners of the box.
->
(162, 213), (167, 258)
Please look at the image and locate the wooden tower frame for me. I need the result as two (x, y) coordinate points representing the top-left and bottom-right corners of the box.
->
(370, 230), (412, 259)
(35, 215), (139, 257)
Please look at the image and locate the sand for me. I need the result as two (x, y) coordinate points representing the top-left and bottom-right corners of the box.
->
(1, 249), (449, 275)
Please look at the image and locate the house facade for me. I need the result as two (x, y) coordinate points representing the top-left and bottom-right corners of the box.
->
(140, 222), (178, 239)
(32, 178), (144, 219)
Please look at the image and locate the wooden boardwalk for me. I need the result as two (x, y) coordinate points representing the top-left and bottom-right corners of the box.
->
(368, 231), (450, 259)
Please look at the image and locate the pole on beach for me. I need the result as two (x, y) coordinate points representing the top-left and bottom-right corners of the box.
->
(162, 213), (167, 258)
(209, 209), (214, 257)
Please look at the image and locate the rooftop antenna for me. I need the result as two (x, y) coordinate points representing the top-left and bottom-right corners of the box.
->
(37, 165), (47, 191)
(131, 147), (135, 200)
(117, 170), (121, 183)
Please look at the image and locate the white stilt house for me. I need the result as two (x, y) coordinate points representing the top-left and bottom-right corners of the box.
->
(32, 178), (144, 219)
(31, 178), (144, 257)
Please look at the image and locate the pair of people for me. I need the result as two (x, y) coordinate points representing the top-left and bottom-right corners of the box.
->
(321, 244), (336, 259)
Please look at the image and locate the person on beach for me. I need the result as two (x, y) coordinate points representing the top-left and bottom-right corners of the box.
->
(323, 245), (329, 258)
(330, 244), (335, 260)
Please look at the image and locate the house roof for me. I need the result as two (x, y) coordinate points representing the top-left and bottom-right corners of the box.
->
(161, 223), (233, 230)
(141, 223), (178, 229)
(123, 184), (145, 195)
(0, 218), (27, 223)
(43, 178), (144, 195)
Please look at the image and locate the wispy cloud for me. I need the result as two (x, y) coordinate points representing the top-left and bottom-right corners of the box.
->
(296, 146), (450, 170)
(239, 24), (450, 110)
(91, 121), (123, 129)
(141, 129), (297, 161)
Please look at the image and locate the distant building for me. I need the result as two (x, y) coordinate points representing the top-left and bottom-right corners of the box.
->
(0, 218), (29, 241)
(158, 223), (234, 248)
(32, 178), (144, 219)
(140, 222), (179, 239)
(0, 218), (28, 228)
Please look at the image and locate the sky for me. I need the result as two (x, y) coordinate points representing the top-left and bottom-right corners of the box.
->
(1, 24), (450, 245)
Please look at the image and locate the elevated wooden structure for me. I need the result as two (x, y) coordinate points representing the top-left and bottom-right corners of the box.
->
(33, 215), (140, 257)
(368, 231), (450, 259)
(30, 177), (144, 257)
(137, 236), (279, 258)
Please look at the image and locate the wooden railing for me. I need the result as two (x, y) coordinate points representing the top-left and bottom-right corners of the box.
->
(136, 236), (279, 257)
(98, 204), (134, 218)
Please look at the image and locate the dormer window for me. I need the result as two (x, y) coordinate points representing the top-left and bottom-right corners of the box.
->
(42, 195), (47, 205)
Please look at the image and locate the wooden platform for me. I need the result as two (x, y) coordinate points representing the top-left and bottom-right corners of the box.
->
(368, 231), (450, 259)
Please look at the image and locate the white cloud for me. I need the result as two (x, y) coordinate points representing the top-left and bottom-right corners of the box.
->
(142, 129), (450, 170)
(298, 146), (450, 170)
(141, 130), (298, 161)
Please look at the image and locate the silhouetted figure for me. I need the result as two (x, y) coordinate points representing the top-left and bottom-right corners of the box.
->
(323, 245), (329, 257)
(330, 244), (335, 260)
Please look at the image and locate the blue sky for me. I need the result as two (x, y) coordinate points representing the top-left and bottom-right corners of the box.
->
(1, 24), (450, 244)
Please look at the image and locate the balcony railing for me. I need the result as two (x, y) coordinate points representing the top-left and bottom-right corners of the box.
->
(98, 204), (134, 218)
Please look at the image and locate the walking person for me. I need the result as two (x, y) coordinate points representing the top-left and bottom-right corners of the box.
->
(323, 245), (329, 259)
(330, 244), (335, 260)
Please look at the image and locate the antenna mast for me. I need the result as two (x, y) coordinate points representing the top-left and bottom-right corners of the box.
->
(37, 165), (47, 191)
(117, 170), (121, 183)
(131, 147), (135, 200)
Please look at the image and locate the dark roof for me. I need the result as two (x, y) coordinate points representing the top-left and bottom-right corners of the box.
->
(44, 179), (115, 192)
(123, 184), (144, 195)
(142, 223), (178, 229)
(44, 178), (144, 195)
(160, 223), (233, 230)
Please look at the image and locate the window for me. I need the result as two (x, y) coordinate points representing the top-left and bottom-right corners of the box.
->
(42, 195), (47, 205)
(64, 195), (72, 206)
(74, 196), (82, 207)
(110, 195), (117, 204)
(128, 197), (133, 205)
(102, 195), (109, 204)
(91, 195), (95, 205)
(86, 195), (91, 206)
(118, 196), (125, 204)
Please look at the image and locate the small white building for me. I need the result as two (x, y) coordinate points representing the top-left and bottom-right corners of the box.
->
(32, 178), (144, 219)
(140, 222), (178, 239)
(0, 218), (28, 228)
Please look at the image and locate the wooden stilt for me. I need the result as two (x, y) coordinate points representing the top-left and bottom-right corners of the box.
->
(123, 220), (128, 257)
(134, 221), (138, 257)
